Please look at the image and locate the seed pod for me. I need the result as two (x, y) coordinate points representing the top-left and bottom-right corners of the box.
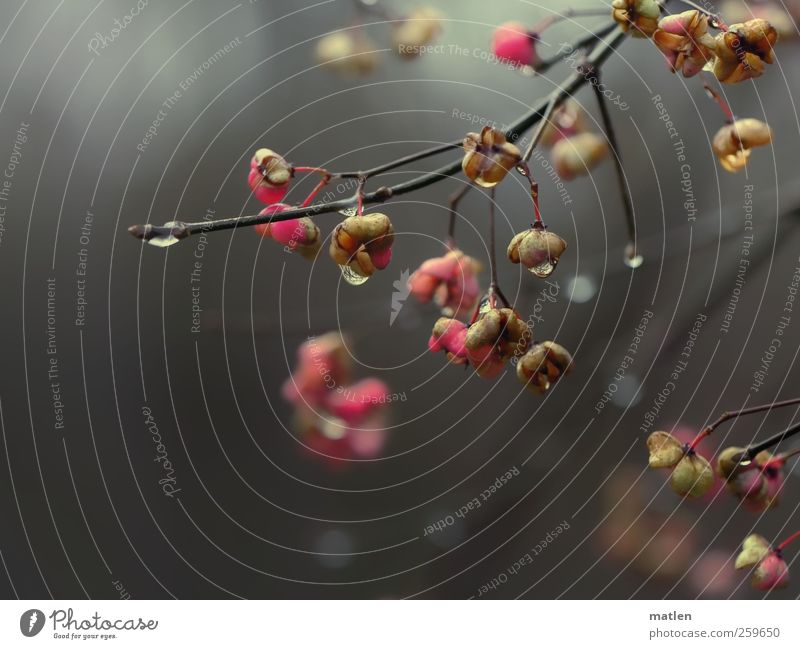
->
(329, 213), (395, 280)
(538, 100), (589, 148)
(462, 126), (522, 188)
(647, 431), (685, 469)
(653, 10), (716, 77)
(611, 0), (661, 38)
(492, 21), (538, 68)
(428, 317), (469, 365)
(716, 446), (749, 479)
(507, 227), (567, 278)
(248, 148), (292, 204)
(712, 118), (772, 172)
(408, 249), (482, 318)
(316, 31), (380, 76)
(516, 341), (573, 394)
(670, 453), (714, 497)
(713, 19), (778, 84)
(393, 7), (443, 57)
(551, 133), (609, 181)
(466, 307), (530, 378)
(735, 534), (789, 591)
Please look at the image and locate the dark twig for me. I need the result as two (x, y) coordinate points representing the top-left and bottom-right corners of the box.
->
(128, 25), (626, 246)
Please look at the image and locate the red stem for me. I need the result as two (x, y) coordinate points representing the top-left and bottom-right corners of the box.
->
(300, 176), (331, 208)
(776, 530), (800, 552)
(703, 83), (735, 124)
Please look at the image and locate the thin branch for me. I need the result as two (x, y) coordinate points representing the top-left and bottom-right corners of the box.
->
(746, 420), (800, 458)
(586, 64), (637, 266)
(447, 182), (473, 245)
(688, 396), (800, 451)
(128, 25), (626, 246)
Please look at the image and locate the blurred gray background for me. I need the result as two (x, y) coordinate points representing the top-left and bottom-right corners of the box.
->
(0, 0), (799, 599)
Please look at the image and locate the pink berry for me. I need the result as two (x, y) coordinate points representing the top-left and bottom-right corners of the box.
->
(492, 22), (536, 67)
(248, 168), (289, 206)
(254, 203), (291, 238)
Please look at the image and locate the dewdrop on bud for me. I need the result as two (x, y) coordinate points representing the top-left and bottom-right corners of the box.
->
(611, 0), (661, 38)
(713, 19), (778, 84)
(551, 133), (609, 181)
(516, 341), (573, 394)
(393, 7), (444, 57)
(716, 446), (749, 479)
(507, 226), (567, 278)
(329, 212), (394, 285)
(735, 534), (789, 591)
(712, 118), (772, 173)
(462, 126), (522, 188)
(316, 31), (380, 76)
(492, 22), (539, 68)
(248, 148), (292, 205)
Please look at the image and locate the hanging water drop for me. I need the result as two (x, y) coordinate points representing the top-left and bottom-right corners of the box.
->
(339, 264), (370, 286)
(338, 206), (358, 217)
(145, 221), (186, 248)
(529, 258), (556, 278)
(624, 243), (644, 268)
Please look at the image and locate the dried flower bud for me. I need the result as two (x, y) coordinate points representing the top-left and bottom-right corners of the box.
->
(507, 226), (567, 278)
(516, 341), (573, 394)
(611, 0), (661, 38)
(492, 21), (538, 68)
(465, 307), (530, 378)
(316, 31), (380, 76)
(462, 126), (522, 188)
(428, 317), (469, 365)
(248, 148), (292, 205)
(653, 10), (716, 77)
(713, 19), (778, 84)
(330, 213), (395, 281)
(735, 534), (789, 590)
(282, 333), (351, 407)
(393, 7), (443, 57)
(551, 133), (609, 181)
(255, 204), (321, 261)
(647, 431), (685, 468)
(712, 118), (772, 172)
(670, 453), (714, 497)
(408, 249), (482, 318)
(539, 100), (589, 148)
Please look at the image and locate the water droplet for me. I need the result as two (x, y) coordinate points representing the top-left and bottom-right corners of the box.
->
(146, 221), (184, 248)
(338, 206), (358, 217)
(567, 275), (596, 303)
(519, 64), (536, 78)
(624, 252), (644, 269)
(529, 259), (556, 278)
(624, 243), (644, 268)
(339, 264), (369, 286)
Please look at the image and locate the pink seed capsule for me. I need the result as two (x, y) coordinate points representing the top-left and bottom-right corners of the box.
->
(492, 22), (537, 67)
(248, 168), (290, 205)
(254, 203), (291, 238)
